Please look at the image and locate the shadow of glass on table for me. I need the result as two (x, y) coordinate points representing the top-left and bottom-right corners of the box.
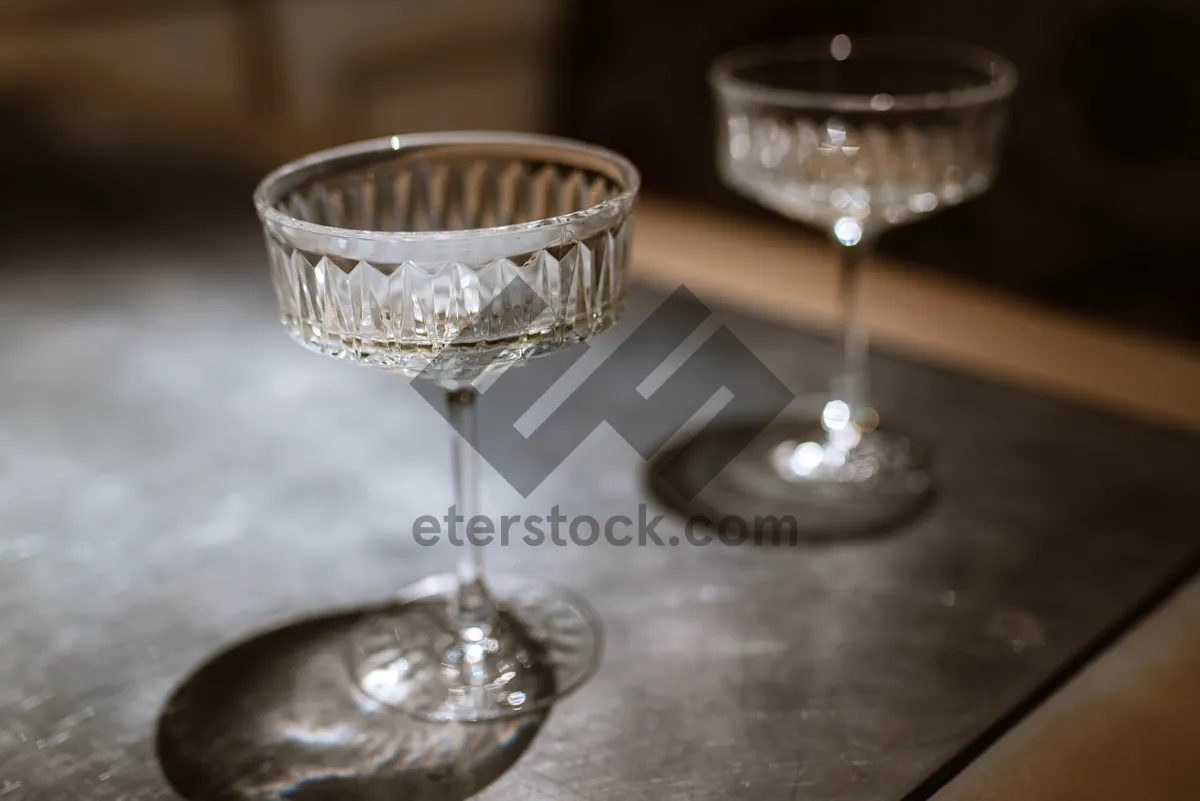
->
(155, 605), (549, 801)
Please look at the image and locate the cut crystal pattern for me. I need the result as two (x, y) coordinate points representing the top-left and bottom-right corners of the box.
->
(260, 148), (635, 378)
(717, 103), (1009, 232)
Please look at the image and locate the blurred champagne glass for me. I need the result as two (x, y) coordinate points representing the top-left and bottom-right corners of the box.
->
(705, 36), (1016, 535)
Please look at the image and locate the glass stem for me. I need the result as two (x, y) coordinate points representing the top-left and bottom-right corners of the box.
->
(834, 234), (875, 419)
(445, 386), (496, 635)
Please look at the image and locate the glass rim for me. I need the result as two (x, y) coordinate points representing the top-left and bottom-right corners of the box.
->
(710, 37), (1018, 113)
(253, 131), (641, 244)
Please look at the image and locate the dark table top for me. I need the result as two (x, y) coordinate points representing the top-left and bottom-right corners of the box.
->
(2, 229), (1199, 800)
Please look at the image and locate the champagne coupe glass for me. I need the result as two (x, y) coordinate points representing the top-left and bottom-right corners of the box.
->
(705, 36), (1016, 535)
(254, 132), (639, 721)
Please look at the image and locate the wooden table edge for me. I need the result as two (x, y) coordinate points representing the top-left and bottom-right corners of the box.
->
(632, 197), (1200, 436)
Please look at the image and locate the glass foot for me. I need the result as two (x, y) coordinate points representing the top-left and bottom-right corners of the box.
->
(650, 419), (935, 539)
(349, 574), (602, 722)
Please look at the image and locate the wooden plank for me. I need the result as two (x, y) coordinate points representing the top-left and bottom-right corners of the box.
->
(934, 574), (1200, 801)
(633, 198), (1200, 434)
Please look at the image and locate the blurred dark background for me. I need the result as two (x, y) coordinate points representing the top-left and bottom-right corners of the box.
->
(1, 0), (1197, 341)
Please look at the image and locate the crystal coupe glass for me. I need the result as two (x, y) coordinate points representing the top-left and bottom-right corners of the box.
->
(254, 132), (639, 720)
(706, 36), (1016, 535)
